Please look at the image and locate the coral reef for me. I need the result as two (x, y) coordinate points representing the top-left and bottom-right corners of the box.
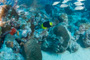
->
(0, 34), (24, 60)
(5, 34), (20, 53)
(0, 0), (90, 60)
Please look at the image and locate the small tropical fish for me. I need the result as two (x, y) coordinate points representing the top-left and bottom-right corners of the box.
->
(62, 1), (68, 3)
(74, 2), (84, 6)
(74, 6), (85, 10)
(60, 4), (69, 8)
(77, 0), (85, 2)
(17, 31), (19, 36)
(74, 2), (82, 4)
(52, 1), (60, 6)
(41, 21), (53, 29)
(62, 0), (71, 3)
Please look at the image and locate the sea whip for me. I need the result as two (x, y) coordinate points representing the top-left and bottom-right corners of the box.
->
(13, 0), (17, 8)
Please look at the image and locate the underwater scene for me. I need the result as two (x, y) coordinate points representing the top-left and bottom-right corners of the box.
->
(0, 0), (90, 60)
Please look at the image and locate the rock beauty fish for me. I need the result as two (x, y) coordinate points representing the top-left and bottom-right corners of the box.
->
(41, 21), (53, 29)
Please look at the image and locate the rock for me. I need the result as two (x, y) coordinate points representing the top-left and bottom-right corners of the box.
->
(41, 24), (71, 53)
(53, 24), (70, 52)
(1, 25), (11, 34)
(23, 39), (42, 60)
(5, 34), (20, 53)
(5, 41), (14, 48)
(82, 28), (90, 47)
(68, 40), (79, 53)
(58, 13), (68, 23)
(9, 6), (19, 20)
(53, 24), (70, 47)
(83, 39), (90, 47)
(41, 35), (65, 53)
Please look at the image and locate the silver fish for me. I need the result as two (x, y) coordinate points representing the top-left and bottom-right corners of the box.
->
(62, 0), (71, 3)
(74, 6), (85, 10)
(52, 1), (60, 6)
(60, 4), (69, 8)
(77, 0), (85, 2)
(74, 2), (84, 6)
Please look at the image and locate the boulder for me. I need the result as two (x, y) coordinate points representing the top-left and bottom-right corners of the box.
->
(5, 34), (20, 53)
(23, 39), (42, 60)
(82, 28), (90, 47)
(41, 35), (65, 53)
(58, 13), (68, 23)
(68, 40), (79, 53)
(41, 24), (71, 53)
(53, 24), (70, 49)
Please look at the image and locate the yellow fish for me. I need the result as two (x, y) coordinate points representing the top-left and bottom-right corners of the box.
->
(17, 31), (19, 36)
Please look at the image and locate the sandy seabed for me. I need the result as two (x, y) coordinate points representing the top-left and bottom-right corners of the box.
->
(42, 46), (90, 60)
